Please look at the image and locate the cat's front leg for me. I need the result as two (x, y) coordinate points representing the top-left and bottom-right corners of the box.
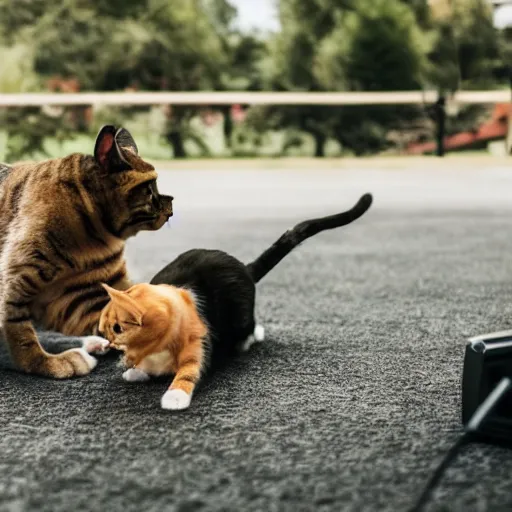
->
(40, 332), (110, 355)
(161, 336), (205, 411)
(122, 367), (150, 383)
(2, 241), (97, 378)
(0, 331), (109, 370)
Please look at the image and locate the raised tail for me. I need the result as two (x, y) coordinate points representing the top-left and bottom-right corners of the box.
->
(246, 193), (373, 283)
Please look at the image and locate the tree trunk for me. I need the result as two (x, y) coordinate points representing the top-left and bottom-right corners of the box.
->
(222, 106), (233, 149)
(435, 96), (446, 157)
(164, 105), (188, 159)
(166, 131), (187, 159)
(313, 132), (326, 157)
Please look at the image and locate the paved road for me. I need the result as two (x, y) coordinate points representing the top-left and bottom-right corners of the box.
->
(2, 162), (512, 512)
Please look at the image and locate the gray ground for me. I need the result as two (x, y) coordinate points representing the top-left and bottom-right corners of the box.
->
(2, 161), (512, 512)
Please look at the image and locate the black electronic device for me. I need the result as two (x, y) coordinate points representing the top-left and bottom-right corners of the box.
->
(462, 329), (512, 444)
(409, 336), (512, 512)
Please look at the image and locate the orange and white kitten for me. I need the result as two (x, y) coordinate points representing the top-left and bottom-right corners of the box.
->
(99, 283), (207, 411)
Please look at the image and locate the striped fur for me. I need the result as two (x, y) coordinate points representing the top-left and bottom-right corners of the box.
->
(0, 126), (173, 378)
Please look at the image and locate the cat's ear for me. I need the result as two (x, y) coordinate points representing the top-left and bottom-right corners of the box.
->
(114, 127), (138, 156)
(101, 284), (144, 326)
(94, 125), (117, 170)
(94, 125), (136, 173)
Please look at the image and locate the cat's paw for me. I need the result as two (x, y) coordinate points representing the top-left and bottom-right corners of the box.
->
(240, 324), (265, 353)
(161, 389), (192, 411)
(44, 348), (97, 378)
(122, 368), (150, 383)
(253, 324), (265, 342)
(77, 349), (98, 371)
(82, 336), (110, 355)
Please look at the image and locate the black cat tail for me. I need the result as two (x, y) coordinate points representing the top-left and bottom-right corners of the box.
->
(246, 193), (373, 283)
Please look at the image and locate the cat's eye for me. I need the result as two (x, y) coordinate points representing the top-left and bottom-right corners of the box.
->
(113, 323), (122, 334)
(145, 185), (153, 197)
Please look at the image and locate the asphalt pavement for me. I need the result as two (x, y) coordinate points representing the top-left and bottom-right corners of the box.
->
(2, 159), (512, 512)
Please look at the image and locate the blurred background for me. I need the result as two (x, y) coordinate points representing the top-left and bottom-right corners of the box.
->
(1, 0), (512, 162)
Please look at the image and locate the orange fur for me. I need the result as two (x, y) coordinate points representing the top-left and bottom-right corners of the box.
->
(99, 283), (207, 404)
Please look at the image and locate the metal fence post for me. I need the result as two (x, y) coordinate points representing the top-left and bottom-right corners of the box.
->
(435, 95), (446, 157)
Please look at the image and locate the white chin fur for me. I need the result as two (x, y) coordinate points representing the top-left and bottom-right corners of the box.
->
(161, 389), (192, 410)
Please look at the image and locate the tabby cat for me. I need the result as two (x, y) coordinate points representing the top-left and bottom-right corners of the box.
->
(0, 125), (173, 378)
(98, 193), (372, 410)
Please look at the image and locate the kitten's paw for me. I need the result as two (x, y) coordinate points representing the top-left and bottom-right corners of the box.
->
(122, 368), (150, 383)
(161, 389), (192, 411)
(253, 324), (265, 342)
(82, 336), (110, 355)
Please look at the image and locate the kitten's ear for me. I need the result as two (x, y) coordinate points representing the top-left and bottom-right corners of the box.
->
(94, 125), (135, 173)
(101, 283), (124, 300)
(101, 284), (144, 326)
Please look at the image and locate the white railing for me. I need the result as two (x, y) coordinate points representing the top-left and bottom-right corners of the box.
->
(0, 90), (509, 107)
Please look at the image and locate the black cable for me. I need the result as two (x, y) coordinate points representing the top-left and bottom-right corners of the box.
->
(408, 376), (512, 512)
(408, 433), (473, 512)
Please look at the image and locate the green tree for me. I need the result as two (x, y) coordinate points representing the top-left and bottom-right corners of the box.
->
(317, 0), (428, 154)
(0, 0), (138, 160)
(420, 0), (502, 155)
(0, 0), (241, 159)
(201, 0), (268, 149)
(251, 0), (429, 156)
(314, 0), (427, 91)
(400, 0), (430, 27)
(249, 0), (348, 157)
(0, 42), (75, 161)
(426, 0), (500, 93)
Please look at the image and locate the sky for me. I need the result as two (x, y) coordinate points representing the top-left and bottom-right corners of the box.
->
(229, 0), (280, 32)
